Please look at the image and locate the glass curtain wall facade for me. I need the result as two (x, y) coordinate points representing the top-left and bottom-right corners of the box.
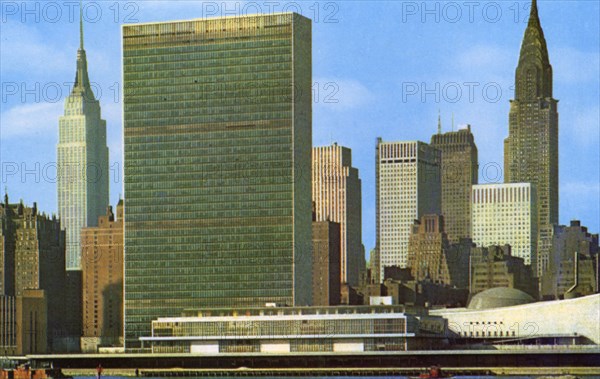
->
(143, 306), (414, 353)
(122, 13), (312, 349)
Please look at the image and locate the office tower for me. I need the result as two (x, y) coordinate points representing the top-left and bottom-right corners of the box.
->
(430, 124), (478, 243)
(504, 0), (558, 274)
(57, 11), (109, 270)
(313, 144), (363, 285)
(312, 220), (341, 306)
(81, 200), (124, 352)
(375, 139), (441, 280)
(123, 13), (312, 349)
(0, 195), (66, 352)
(470, 245), (538, 298)
(471, 183), (538, 268)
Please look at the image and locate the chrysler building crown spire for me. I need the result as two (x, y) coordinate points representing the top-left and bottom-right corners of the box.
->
(515, 0), (552, 100)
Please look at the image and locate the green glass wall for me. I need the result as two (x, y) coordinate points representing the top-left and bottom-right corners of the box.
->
(122, 13), (312, 349)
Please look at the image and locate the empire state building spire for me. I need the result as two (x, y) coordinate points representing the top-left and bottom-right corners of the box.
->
(72, 4), (93, 98)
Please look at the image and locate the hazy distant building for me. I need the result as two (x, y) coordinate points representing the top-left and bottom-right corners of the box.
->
(0, 289), (47, 355)
(541, 221), (599, 299)
(407, 215), (471, 288)
(504, 0), (558, 275)
(81, 200), (124, 352)
(123, 13), (312, 349)
(407, 215), (451, 285)
(313, 144), (363, 286)
(471, 183), (537, 268)
(376, 139), (441, 280)
(368, 248), (381, 284)
(57, 12), (109, 270)
(0, 195), (66, 352)
(470, 245), (537, 299)
(312, 220), (341, 306)
(430, 124), (478, 243)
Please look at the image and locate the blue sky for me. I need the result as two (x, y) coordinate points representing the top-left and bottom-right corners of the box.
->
(1, 1), (598, 256)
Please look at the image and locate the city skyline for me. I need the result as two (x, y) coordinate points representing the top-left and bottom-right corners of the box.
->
(1, 1), (599, 258)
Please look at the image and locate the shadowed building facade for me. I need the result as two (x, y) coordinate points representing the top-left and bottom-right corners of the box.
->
(0, 195), (65, 352)
(81, 200), (124, 352)
(430, 125), (478, 244)
(470, 245), (538, 299)
(407, 215), (470, 288)
(541, 221), (599, 299)
(312, 220), (341, 306)
(123, 13), (312, 349)
(375, 140), (441, 280)
(407, 215), (451, 285)
(0, 289), (47, 355)
(503, 0), (558, 278)
(312, 144), (363, 286)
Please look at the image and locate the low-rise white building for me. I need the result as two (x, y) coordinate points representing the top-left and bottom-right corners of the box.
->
(141, 306), (422, 354)
(432, 289), (600, 345)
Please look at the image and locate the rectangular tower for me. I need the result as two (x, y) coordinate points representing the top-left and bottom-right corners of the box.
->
(81, 200), (124, 352)
(430, 125), (478, 243)
(123, 13), (312, 349)
(375, 140), (441, 280)
(312, 144), (363, 285)
(312, 220), (341, 306)
(471, 183), (538, 268)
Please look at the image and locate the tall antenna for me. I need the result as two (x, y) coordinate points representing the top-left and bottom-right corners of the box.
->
(451, 113), (455, 132)
(79, 0), (84, 50)
(437, 109), (442, 134)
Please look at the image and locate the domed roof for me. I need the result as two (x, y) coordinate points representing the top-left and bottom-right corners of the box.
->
(468, 287), (535, 310)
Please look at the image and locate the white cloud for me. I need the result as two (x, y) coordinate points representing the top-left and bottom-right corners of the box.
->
(0, 102), (63, 138)
(136, 0), (247, 19)
(562, 181), (600, 196)
(454, 45), (514, 73)
(314, 78), (375, 111)
(569, 106), (600, 146)
(0, 23), (71, 75)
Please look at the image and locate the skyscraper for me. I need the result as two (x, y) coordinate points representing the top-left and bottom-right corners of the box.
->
(504, 0), (558, 275)
(57, 11), (109, 270)
(312, 144), (363, 285)
(471, 183), (538, 267)
(430, 124), (478, 243)
(375, 139), (441, 280)
(123, 13), (312, 349)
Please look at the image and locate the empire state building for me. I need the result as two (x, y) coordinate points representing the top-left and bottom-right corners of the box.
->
(57, 11), (109, 270)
